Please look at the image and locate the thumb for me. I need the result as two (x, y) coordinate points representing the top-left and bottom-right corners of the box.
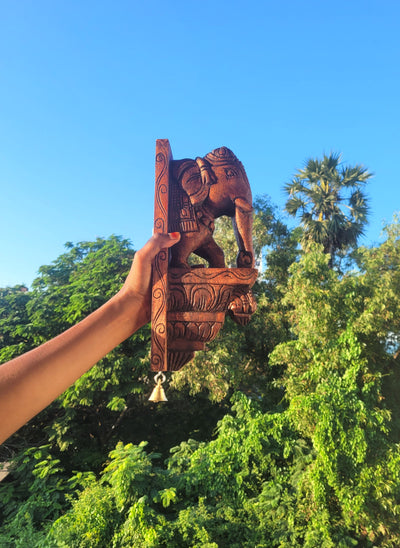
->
(139, 232), (181, 262)
(123, 232), (181, 297)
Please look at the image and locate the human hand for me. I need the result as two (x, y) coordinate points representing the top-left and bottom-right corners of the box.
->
(119, 232), (181, 328)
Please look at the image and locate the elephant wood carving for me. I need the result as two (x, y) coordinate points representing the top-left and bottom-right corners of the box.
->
(151, 139), (258, 373)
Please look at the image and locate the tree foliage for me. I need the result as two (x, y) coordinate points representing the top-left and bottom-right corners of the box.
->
(0, 236), (146, 464)
(0, 236), (225, 467)
(284, 153), (372, 264)
(1, 203), (400, 546)
(171, 196), (297, 403)
(0, 286), (31, 364)
(270, 221), (400, 545)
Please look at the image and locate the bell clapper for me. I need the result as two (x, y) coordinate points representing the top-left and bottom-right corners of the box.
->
(148, 372), (168, 402)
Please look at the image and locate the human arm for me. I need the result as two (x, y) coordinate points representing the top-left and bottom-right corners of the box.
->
(0, 232), (180, 444)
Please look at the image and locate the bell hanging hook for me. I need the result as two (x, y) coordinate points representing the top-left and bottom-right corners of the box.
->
(148, 372), (168, 402)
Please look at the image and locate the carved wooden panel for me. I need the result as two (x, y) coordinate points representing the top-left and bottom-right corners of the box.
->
(150, 139), (172, 372)
(166, 268), (257, 371)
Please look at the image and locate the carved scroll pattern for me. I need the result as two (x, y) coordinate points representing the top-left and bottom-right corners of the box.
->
(151, 140), (172, 371)
(154, 152), (167, 233)
(169, 268), (257, 284)
(151, 250), (168, 370)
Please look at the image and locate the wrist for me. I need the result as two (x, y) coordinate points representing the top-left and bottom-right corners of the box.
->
(112, 287), (149, 335)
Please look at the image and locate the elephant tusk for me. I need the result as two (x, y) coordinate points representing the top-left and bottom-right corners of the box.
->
(234, 197), (254, 213)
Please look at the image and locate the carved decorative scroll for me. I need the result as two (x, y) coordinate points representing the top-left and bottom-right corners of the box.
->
(150, 140), (172, 371)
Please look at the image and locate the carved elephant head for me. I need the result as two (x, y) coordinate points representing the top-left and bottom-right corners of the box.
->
(169, 147), (255, 269)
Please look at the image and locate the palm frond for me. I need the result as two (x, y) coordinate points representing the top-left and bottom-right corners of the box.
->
(340, 165), (373, 187)
(348, 189), (370, 221)
(285, 196), (307, 216)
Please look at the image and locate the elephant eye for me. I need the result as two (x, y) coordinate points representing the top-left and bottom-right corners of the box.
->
(224, 168), (237, 179)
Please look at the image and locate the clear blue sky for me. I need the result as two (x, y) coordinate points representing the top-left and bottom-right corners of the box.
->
(1, 0), (399, 287)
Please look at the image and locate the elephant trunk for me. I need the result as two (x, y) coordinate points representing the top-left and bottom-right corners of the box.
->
(232, 197), (255, 268)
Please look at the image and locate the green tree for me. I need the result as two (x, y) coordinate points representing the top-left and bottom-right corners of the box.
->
(31, 397), (302, 548)
(0, 236), (229, 543)
(270, 219), (400, 545)
(0, 236), (145, 464)
(3, 217), (400, 546)
(284, 153), (371, 265)
(0, 286), (31, 364)
(0, 236), (226, 465)
(4, 211), (400, 547)
(171, 195), (298, 403)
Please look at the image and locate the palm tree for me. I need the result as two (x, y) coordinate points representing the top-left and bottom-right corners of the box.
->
(284, 153), (372, 265)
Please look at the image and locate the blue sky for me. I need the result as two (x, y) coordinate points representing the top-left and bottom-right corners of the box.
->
(1, 0), (399, 287)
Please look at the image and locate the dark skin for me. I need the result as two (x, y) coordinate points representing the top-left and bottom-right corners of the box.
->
(0, 232), (180, 445)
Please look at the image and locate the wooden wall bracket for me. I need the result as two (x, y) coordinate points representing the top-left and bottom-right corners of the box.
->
(150, 139), (257, 373)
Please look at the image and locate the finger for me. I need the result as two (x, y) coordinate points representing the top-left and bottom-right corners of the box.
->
(138, 232), (181, 263)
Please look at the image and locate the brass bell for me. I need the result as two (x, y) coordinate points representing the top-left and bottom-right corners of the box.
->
(148, 372), (168, 402)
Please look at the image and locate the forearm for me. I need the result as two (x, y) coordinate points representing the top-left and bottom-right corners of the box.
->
(0, 289), (143, 444)
(0, 231), (181, 445)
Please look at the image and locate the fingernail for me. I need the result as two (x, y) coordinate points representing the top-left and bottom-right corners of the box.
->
(169, 232), (180, 239)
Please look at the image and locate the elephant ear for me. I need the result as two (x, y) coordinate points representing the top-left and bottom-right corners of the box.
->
(172, 158), (213, 207)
